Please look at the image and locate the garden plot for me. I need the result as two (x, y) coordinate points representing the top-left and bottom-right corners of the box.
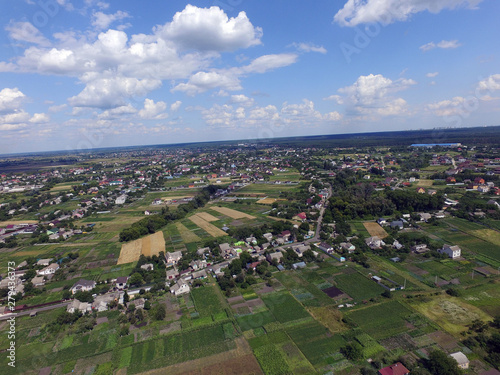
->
(175, 222), (201, 243)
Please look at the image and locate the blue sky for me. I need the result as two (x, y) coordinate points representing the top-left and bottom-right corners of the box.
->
(0, 0), (499, 153)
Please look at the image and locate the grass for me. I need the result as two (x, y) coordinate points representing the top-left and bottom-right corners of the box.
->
(261, 292), (311, 324)
(190, 285), (226, 318)
(347, 301), (414, 340)
(236, 311), (276, 331)
(334, 271), (386, 301)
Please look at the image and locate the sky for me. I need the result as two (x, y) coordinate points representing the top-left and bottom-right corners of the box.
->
(0, 0), (499, 154)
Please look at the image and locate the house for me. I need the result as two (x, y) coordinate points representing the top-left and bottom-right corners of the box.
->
(219, 243), (232, 254)
(450, 352), (469, 369)
(246, 261), (261, 271)
(416, 187), (426, 194)
(115, 194), (127, 205)
(392, 240), (404, 250)
(170, 279), (190, 296)
(292, 262), (306, 269)
(93, 292), (120, 312)
(115, 276), (128, 290)
(191, 269), (207, 280)
(294, 244), (311, 257)
(377, 218), (387, 226)
(279, 230), (291, 242)
(439, 244), (461, 259)
(31, 276), (45, 287)
(390, 221), (404, 230)
(365, 236), (386, 250)
(166, 268), (178, 280)
(165, 251), (183, 265)
(266, 251), (283, 263)
(36, 258), (52, 266)
(293, 212), (307, 221)
(197, 247), (210, 256)
(340, 242), (356, 253)
(419, 212), (432, 222)
(131, 297), (145, 310)
(140, 263), (154, 271)
(316, 242), (333, 253)
(37, 263), (59, 276)
(411, 244), (429, 254)
(378, 362), (410, 375)
(67, 299), (92, 314)
(70, 279), (96, 294)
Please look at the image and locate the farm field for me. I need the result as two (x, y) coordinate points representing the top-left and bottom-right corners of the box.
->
(363, 222), (389, 239)
(188, 214), (227, 237)
(333, 270), (386, 301)
(256, 197), (279, 204)
(117, 231), (165, 264)
(175, 222), (201, 243)
(210, 206), (256, 219)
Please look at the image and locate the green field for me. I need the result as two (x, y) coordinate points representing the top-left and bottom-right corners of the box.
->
(347, 301), (414, 340)
(334, 271), (386, 301)
(262, 292), (311, 324)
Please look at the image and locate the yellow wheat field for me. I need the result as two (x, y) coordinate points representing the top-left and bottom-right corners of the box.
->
(363, 222), (389, 239)
(189, 215), (227, 237)
(118, 231), (165, 265)
(210, 206), (256, 219)
(257, 198), (278, 205)
(194, 212), (219, 222)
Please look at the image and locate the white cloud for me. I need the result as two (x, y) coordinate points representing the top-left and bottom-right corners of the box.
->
(291, 42), (327, 54)
(98, 104), (137, 119)
(241, 54), (298, 74)
(138, 99), (168, 119)
(49, 104), (68, 112)
(427, 96), (466, 116)
(229, 94), (254, 107)
(426, 72), (439, 78)
(172, 71), (241, 96)
(159, 5), (262, 52)
(478, 74), (500, 92)
(92, 10), (131, 30)
(68, 77), (162, 108)
(0, 88), (26, 112)
(334, 0), (482, 26)
(6, 21), (50, 46)
(170, 101), (182, 111)
(29, 113), (50, 123)
(334, 74), (416, 117)
(420, 40), (461, 51)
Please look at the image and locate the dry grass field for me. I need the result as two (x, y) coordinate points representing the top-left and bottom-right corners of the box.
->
(363, 222), (389, 239)
(189, 215), (227, 237)
(194, 212), (219, 222)
(256, 197), (278, 204)
(117, 231), (165, 264)
(0, 220), (38, 225)
(175, 222), (201, 243)
(211, 206), (256, 219)
(470, 229), (500, 246)
(416, 179), (434, 187)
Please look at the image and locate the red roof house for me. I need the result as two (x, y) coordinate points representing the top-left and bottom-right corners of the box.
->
(378, 362), (410, 375)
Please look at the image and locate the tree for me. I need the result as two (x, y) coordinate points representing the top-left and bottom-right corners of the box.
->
(129, 272), (144, 287)
(426, 350), (462, 375)
(123, 291), (129, 304)
(340, 342), (363, 361)
(151, 304), (166, 321)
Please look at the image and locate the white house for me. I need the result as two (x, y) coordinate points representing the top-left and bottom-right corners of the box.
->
(165, 251), (183, 265)
(67, 299), (92, 314)
(365, 236), (386, 250)
(37, 263), (59, 276)
(140, 263), (154, 271)
(70, 279), (96, 294)
(36, 258), (52, 266)
(170, 279), (190, 296)
(115, 195), (127, 205)
(450, 352), (469, 370)
(439, 244), (461, 259)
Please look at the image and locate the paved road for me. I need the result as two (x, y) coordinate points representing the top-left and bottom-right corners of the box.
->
(0, 301), (71, 320)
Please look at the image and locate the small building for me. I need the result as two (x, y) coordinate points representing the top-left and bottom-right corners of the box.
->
(37, 263), (60, 276)
(140, 263), (154, 271)
(316, 242), (333, 253)
(31, 276), (45, 287)
(67, 299), (92, 314)
(115, 276), (128, 290)
(365, 236), (385, 250)
(439, 244), (461, 259)
(165, 251), (183, 265)
(36, 258), (52, 266)
(390, 221), (404, 230)
(378, 362), (410, 375)
(450, 352), (469, 370)
(292, 262), (306, 270)
(377, 218), (387, 226)
(70, 279), (96, 294)
(170, 279), (190, 296)
(166, 268), (178, 280)
(411, 244), (429, 254)
(266, 251), (283, 263)
(340, 242), (356, 253)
